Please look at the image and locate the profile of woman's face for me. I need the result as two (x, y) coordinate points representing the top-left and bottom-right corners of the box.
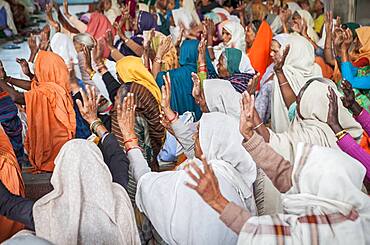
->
(222, 28), (232, 45)
(216, 54), (230, 78)
(270, 40), (282, 63)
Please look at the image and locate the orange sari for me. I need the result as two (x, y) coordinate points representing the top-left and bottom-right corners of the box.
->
(0, 126), (25, 242)
(247, 21), (273, 90)
(24, 51), (76, 172)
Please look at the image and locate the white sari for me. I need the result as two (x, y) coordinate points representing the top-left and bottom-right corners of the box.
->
(238, 143), (370, 245)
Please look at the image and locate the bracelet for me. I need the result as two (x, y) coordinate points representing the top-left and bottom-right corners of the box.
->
(123, 137), (138, 145)
(154, 57), (163, 64)
(168, 112), (179, 123)
(198, 67), (207, 73)
(279, 82), (289, 87)
(123, 38), (129, 44)
(90, 119), (103, 133)
(199, 63), (206, 67)
(89, 71), (96, 80)
(207, 46), (213, 49)
(126, 145), (142, 154)
(253, 122), (263, 130)
(100, 131), (110, 143)
(337, 132), (347, 140)
(335, 129), (347, 139)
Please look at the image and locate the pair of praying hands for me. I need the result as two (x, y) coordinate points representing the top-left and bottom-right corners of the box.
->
(76, 85), (137, 141)
(327, 80), (362, 134)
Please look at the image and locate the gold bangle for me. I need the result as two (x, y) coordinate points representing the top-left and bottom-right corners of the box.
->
(154, 57), (163, 64)
(89, 71), (96, 80)
(335, 129), (347, 139)
(337, 132), (347, 140)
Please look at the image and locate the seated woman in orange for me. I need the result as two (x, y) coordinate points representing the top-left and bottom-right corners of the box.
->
(0, 125), (25, 242)
(0, 51), (76, 172)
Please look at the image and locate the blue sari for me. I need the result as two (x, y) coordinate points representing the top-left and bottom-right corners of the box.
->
(156, 39), (216, 120)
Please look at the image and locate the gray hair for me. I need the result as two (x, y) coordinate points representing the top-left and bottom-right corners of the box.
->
(73, 33), (95, 49)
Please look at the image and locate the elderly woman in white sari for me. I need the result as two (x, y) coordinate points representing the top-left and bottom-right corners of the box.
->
(186, 92), (370, 244)
(270, 34), (322, 133)
(250, 78), (363, 163)
(118, 83), (257, 244)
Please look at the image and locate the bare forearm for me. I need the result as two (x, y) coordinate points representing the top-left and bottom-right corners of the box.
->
(0, 82), (25, 105)
(276, 71), (296, 108)
(110, 48), (125, 62)
(324, 33), (335, 66)
(340, 49), (350, 63)
(253, 108), (270, 142)
(56, 9), (79, 34)
(7, 77), (31, 90)
(152, 60), (162, 80)
(125, 39), (144, 57)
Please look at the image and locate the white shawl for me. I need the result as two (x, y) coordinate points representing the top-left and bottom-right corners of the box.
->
(238, 143), (370, 245)
(269, 80), (363, 162)
(203, 79), (241, 119)
(136, 112), (257, 245)
(271, 34), (322, 133)
(33, 140), (140, 245)
(296, 9), (320, 43)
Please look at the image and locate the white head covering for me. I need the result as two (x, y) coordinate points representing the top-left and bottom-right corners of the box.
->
(271, 34), (322, 133)
(269, 80), (363, 162)
(203, 79), (241, 119)
(238, 143), (370, 245)
(286, 1), (301, 13)
(222, 20), (246, 52)
(0, 0), (17, 34)
(50, 32), (82, 79)
(135, 112), (257, 245)
(33, 140), (140, 245)
(296, 9), (319, 43)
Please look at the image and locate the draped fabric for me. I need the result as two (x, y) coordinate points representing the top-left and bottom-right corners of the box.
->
(247, 21), (273, 90)
(156, 40), (216, 120)
(0, 125), (25, 242)
(86, 12), (114, 58)
(24, 51), (76, 172)
(238, 143), (370, 245)
(269, 80), (363, 163)
(33, 140), (140, 245)
(351, 27), (370, 65)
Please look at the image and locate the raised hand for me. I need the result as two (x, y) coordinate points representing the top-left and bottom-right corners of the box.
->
(185, 156), (229, 214)
(326, 87), (342, 133)
(157, 36), (172, 59)
(340, 80), (362, 116)
(82, 45), (93, 74)
(159, 110), (175, 135)
(239, 91), (255, 139)
(28, 34), (38, 55)
(105, 30), (114, 49)
(247, 72), (260, 95)
(324, 11), (333, 34)
(76, 85), (100, 125)
(333, 27), (345, 51)
(63, 0), (71, 17)
(191, 72), (202, 103)
(16, 58), (32, 78)
(161, 72), (172, 110)
(341, 28), (353, 52)
(274, 45), (290, 72)
(39, 26), (50, 51)
(198, 34), (207, 66)
(299, 18), (309, 38)
(116, 92), (137, 141)
(92, 39), (105, 66)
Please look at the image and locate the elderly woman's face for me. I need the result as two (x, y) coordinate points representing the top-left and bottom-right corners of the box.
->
(73, 41), (84, 52)
(270, 40), (282, 63)
(217, 54), (230, 78)
(291, 11), (302, 30)
(222, 28), (232, 45)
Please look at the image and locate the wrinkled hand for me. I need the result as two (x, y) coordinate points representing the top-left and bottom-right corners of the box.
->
(333, 27), (345, 50)
(116, 92), (137, 141)
(239, 91), (255, 139)
(161, 72), (172, 110)
(105, 30), (114, 48)
(326, 87), (342, 133)
(92, 39), (105, 65)
(341, 28), (353, 52)
(324, 11), (333, 34)
(28, 34), (38, 54)
(159, 110), (175, 135)
(191, 72), (202, 103)
(185, 156), (229, 214)
(82, 45), (93, 74)
(274, 45), (290, 72)
(235, 1), (246, 14)
(340, 80), (362, 116)
(16, 58), (32, 77)
(114, 17), (126, 40)
(39, 27), (50, 51)
(198, 34), (207, 65)
(157, 36), (172, 58)
(279, 7), (291, 24)
(76, 86), (100, 125)
(247, 73), (260, 95)
(205, 18), (216, 37)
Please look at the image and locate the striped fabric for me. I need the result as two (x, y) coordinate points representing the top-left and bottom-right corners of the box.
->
(227, 73), (255, 94)
(0, 91), (18, 122)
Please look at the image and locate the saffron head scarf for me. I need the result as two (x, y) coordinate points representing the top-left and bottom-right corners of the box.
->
(352, 26), (370, 64)
(25, 51), (76, 172)
(116, 56), (161, 104)
(156, 40), (216, 120)
(33, 139), (140, 245)
(86, 12), (114, 58)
